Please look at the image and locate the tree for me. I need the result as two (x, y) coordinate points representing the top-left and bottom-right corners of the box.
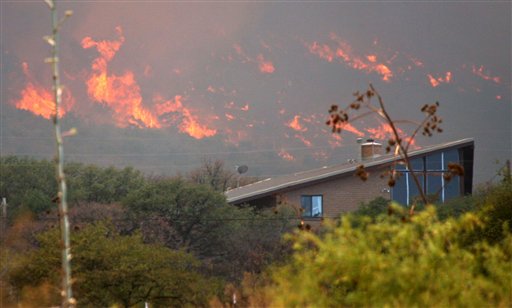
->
(0, 156), (56, 219)
(123, 177), (295, 281)
(187, 158), (236, 192)
(66, 163), (145, 205)
(8, 223), (217, 307)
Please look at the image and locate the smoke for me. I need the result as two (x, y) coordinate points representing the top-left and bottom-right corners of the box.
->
(2, 2), (510, 180)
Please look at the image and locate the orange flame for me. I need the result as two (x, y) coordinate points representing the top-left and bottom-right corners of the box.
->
(287, 115), (307, 132)
(308, 42), (335, 62)
(81, 27), (216, 139)
(308, 34), (394, 82)
(366, 55), (377, 63)
(471, 65), (501, 84)
(427, 72), (452, 87)
(333, 122), (365, 137)
(257, 54), (275, 74)
(82, 27), (160, 128)
(295, 134), (313, 147)
(14, 63), (74, 119)
(278, 149), (295, 161)
(366, 123), (416, 148)
(233, 43), (275, 74)
(155, 95), (217, 139)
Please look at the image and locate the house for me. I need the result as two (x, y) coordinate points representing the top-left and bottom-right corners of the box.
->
(225, 138), (474, 220)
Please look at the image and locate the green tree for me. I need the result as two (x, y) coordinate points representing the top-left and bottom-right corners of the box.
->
(66, 163), (145, 205)
(353, 196), (390, 220)
(9, 223), (216, 307)
(0, 156), (56, 219)
(268, 206), (512, 307)
(472, 181), (512, 244)
(123, 178), (294, 281)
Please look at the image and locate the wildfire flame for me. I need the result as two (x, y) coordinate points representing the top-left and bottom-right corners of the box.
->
(257, 54), (275, 74)
(427, 72), (452, 88)
(81, 27), (216, 139)
(471, 65), (501, 84)
(233, 44), (275, 74)
(81, 27), (160, 128)
(14, 62), (74, 119)
(155, 95), (217, 139)
(287, 115), (308, 132)
(365, 122), (416, 148)
(278, 149), (295, 161)
(308, 33), (394, 82)
(332, 121), (365, 137)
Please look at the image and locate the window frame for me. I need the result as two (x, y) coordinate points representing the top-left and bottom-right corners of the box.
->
(300, 194), (323, 218)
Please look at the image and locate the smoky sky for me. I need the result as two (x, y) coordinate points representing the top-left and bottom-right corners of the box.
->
(1, 1), (510, 184)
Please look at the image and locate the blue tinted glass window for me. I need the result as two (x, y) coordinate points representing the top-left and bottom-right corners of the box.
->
(410, 157), (424, 171)
(426, 153), (443, 198)
(391, 167), (408, 205)
(408, 171), (424, 204)
(443, 149), (460, 200)
(426, 152), (442, 170)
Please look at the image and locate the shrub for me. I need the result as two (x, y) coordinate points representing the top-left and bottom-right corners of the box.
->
(269, 206), (511, 307)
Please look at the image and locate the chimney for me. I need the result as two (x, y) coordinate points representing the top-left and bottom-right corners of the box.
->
(361, 139), (382, 161)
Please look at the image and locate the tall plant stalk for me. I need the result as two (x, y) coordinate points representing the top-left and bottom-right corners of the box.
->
(45, 0), (75, 306)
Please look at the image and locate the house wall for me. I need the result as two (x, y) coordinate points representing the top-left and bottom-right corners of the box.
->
(280, 165), (390, 220)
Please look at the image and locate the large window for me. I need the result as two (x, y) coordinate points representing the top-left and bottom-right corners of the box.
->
(301, 195), (323, 217)
(391, 149), (461, 205)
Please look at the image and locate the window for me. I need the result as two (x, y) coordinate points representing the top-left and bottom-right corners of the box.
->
(443, 149), (460, 201)
(301, 195), (323, 217)
(391, 149), (462, 205)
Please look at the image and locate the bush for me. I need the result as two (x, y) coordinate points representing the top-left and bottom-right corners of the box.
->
(9, 223), (217, 307)
(268, 205), (511, 307)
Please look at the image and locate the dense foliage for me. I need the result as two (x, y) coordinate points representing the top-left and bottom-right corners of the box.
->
(9, 223), (217, 307)
(122, 177), (293, 280)
(2, 156), (511, 306)
(0, 156), (144, 218)
(0, 156), (293, 305)
(267, 182), (512, 307)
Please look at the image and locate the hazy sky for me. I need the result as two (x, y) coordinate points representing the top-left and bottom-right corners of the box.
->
(1, 1), (510, 184)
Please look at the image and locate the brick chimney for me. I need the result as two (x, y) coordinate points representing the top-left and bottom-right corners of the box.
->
(361, 139), (382, 161)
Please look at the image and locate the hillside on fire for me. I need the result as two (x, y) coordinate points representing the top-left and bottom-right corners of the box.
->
(1, 2), (510, 182)
(1, 1), (511, 307)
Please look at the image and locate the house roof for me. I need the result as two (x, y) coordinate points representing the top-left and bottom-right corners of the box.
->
(225, 138), (474, 204)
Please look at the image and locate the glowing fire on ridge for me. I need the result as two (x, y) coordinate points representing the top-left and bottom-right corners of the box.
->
(308, 33), (394, 82)
(427, 72), (452, 88)
(365, 122), (416, 148)
(257, 54), (275, 74)
(471, 65), (501, 84)
(15, 62), (74, 119)
(155, 95), (216, 139)
(81, 27), (216, 139)
(278, 149), (295, 161)
(287, 115), (307, 132)
(81, 27), (160, 129)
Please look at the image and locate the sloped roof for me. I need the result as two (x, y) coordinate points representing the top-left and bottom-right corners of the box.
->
(225, 138), (474, 204)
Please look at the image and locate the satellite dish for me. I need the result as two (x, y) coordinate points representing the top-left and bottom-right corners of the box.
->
(236, 165), (248, 174)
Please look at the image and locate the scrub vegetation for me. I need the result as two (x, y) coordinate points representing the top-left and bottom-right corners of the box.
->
(1, 156), (511, 306)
